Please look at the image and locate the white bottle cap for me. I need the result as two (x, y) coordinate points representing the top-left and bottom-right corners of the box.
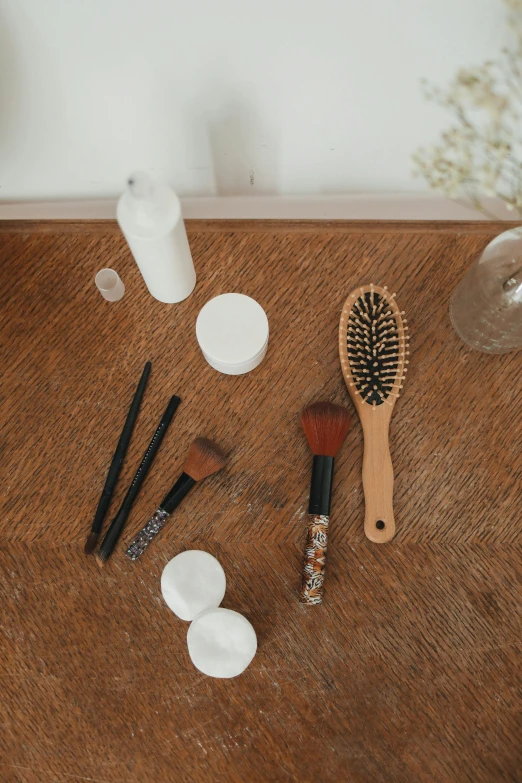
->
(196, 293), (269, 375)
(95, 268), (125, 302)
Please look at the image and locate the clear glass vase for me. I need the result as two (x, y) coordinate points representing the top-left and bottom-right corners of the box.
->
(450, 226), (522, 354)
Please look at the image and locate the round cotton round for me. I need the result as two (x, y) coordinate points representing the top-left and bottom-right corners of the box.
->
(187, 608), (257, 678)
(160, 550), (226, 621)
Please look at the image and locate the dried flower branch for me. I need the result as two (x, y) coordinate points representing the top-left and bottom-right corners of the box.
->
(413, 0), (522, 218)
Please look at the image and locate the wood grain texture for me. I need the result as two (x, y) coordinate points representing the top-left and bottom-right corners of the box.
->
(0, 220), (521, 783)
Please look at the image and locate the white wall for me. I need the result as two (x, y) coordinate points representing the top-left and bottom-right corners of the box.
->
(0, 0), (505, 202)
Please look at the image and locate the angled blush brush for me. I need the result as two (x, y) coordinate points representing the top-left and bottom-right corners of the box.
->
(300, 401), (351, 605)
(339, 283), (409, 543)
(125, 437), (227, 561)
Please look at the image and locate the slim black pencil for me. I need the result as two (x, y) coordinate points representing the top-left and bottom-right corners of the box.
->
(96, 395), (181, 565)
(84, 361), (151, 555)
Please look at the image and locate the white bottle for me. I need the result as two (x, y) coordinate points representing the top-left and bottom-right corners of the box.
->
(117, 172), (196, 303)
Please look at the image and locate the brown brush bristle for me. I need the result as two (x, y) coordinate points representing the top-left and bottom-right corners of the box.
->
(184, 437), (227, 481)
(300, 401), (351, 457)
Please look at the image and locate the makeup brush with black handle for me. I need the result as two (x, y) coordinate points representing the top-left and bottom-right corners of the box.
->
(300, 401), (351, 605)
(96, 395), (181, 565)
(125, 437), (227, 561)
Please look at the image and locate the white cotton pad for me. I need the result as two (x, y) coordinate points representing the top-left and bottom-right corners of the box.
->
(187, 607), (257, 678)
(160, 550), (226, 621)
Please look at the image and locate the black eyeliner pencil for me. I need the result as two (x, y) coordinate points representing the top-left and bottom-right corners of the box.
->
(84, 361), (151, 555)
(96, 395), (181, 565)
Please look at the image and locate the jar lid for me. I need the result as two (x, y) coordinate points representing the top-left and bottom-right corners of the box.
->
(196, 293), (269, 374)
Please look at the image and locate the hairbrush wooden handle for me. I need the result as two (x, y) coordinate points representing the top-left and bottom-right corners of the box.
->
(301, 514), (329, 604)
(361, 414), (395, 543)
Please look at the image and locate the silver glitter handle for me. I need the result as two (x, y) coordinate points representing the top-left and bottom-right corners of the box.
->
(125, 508), (170, 561)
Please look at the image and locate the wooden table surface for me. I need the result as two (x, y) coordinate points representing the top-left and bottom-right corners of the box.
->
(1, 220), (521, 783)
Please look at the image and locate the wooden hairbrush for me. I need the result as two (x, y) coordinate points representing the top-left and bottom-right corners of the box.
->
(339, 284), (409, 543)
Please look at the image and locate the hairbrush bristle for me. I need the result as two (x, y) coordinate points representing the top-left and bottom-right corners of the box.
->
(344, 287), (408, 406)
(184, 437), (227, 481)
(300, 401), (351, 457)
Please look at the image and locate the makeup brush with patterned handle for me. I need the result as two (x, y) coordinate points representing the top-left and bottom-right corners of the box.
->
(339, 284), (409, 543)
(125, 437), (227, 560)
(300, 401), (351, 605)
